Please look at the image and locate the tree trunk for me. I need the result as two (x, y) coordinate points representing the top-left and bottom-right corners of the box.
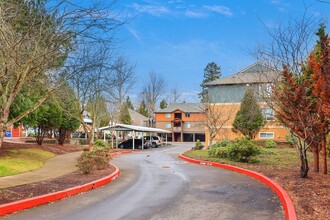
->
(35, 126), (46, 145)
(208, 136), (213, 149)
(321, 133), (328, 174)
(299, 148), (309, 178)
(89, 130), (94, 151)
(312, 144), (319, 173)
(0, 122), (6, 148)
(57, 128), (67, 145)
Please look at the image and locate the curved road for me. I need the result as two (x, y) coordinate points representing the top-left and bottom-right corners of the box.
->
(6, 144), (284, 220)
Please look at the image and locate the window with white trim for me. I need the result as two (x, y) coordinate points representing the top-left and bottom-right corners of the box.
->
(262, 107), (275, 121)
(165, 123), (171, 128)
(185, 113), (191, 118)
(259, 132), (274, 139)
(165, 113), (171, 118)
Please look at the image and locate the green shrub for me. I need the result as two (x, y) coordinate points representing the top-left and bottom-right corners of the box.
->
(208, 147), (228, 158)
(192, 141), (204, 150)
(76, 149), (112, 174)
(285, 134), (295, 147)
(265, 140), (277, 148)
(260, 149), (276, 155)
(94, 140), (108, 148)
(211, 140), (231, 149)
(227, 138), (261, 162)
(248, 157), (260, 164)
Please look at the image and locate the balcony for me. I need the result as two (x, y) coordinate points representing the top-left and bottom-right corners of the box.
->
(172, 127), (182, 132)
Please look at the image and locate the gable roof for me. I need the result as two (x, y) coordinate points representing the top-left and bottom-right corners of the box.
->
(129, 109), (148, 121)
(204, 62), (278, 86)
(155, 103), (204, 113)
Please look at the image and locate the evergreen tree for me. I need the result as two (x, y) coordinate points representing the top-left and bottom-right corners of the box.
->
(119, 103), (131, 124)
(126, 96), (134, 110)
(159, 99), (168, 109)
(137, 100), (148, 117)
(232, 88), (264, 139)
(198, 62), (221, 102)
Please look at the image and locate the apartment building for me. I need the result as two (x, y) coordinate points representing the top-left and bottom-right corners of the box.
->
(204, 62), (289, 146)
(155, 103), (205, 142)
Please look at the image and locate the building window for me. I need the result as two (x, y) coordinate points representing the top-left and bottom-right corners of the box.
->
(165, 113), (171, 118)
(185, 113), (191, 118)
(184, 123), (191, 128)
(262, 107), (275, 121)
(260, 83), (272, 97)
(259, 132), (274, 139)
(165, 123), (171, 128)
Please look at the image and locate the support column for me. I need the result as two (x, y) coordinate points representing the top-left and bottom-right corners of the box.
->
(115, 131), (118, 149)
(132, 130), (135, 151)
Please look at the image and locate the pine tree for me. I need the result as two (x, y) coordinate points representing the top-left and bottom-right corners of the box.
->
(119, 103), (131, 124)
(198, 62), (221, 103)
(125, 96), (134, 110)
(137, 100), (148, 117)
(159, 99), (168, 109)
(232, 88), (264, 139)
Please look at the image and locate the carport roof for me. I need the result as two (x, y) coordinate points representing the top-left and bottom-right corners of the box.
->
(99, 123), (171, 133)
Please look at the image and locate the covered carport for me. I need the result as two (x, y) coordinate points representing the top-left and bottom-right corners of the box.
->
(99, 124), (171, 150)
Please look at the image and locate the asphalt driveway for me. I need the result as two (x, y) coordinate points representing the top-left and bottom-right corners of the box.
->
(6, 144), (284, 220)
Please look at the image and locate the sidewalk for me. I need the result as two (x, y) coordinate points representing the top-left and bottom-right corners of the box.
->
(0, 151), (82, 189)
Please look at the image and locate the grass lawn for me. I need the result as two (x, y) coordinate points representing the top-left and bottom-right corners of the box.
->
(184, 146), (312, 171)
(0, 148), (55, 177)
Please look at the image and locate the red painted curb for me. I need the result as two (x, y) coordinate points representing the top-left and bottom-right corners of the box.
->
(0, 150), (133, 216)
(179, 154), (297, 220)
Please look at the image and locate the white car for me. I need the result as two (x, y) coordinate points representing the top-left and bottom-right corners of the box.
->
(143, 136), (161, 148)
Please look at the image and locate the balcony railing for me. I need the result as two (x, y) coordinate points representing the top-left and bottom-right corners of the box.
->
(172, 127), (182, 132)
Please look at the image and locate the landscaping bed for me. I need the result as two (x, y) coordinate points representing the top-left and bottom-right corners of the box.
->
(0, 139), (122, 205)
(184, 147), (330, 220)
(0, 166), (116, 205)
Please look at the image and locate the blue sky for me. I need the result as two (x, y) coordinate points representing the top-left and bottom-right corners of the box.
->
(114, 0), (329, 103)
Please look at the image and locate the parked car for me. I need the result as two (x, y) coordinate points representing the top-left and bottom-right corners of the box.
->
(143, 136), (161, 148)
(118, 139), (150, 149)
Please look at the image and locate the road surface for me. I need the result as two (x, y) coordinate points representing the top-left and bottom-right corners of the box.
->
(5, 144), (284, 220)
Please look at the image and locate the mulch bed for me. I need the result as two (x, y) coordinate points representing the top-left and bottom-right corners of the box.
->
(0, 166), (115, 205)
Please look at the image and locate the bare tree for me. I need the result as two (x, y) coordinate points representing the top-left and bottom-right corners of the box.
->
(169, 85), (182, 103)
(70, 44), (113, 150)
(0, 0), (125, 147)
(204, 103), (234, 148)
(254, 11), (321, 75)
(107, 55), (136, 105)
(141, 72), (167, 118)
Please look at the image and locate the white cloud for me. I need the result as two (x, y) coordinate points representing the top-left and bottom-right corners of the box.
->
(132, 3), (170, 16)
(204, 5), (233, 16)
(127, 27), (141, 42)
(184, 10), (208, 18)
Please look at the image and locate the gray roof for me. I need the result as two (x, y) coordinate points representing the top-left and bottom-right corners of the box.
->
(204, 62), (278, 86)
(155, 103), (204, 113)
(129, 109), (148, 126)
(99, 123), (171, 133)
